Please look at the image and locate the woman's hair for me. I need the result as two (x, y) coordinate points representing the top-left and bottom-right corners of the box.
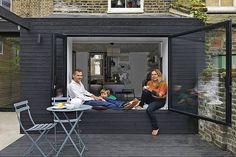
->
(151, 69), (162, 77)
(151, 69), (164, 82)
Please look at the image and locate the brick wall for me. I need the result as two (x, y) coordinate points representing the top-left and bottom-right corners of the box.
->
(198, 30), (236, 155)
(12, 0), (53, 17)
(53, 0), (107, 13)
(54, 0), (171, 14)
(199, 78), (236, 154)
(0, 38), (20, 108)
(144, 0), (171, 13)
(207, 14), (236, 24)
(11, 0), (171, 16)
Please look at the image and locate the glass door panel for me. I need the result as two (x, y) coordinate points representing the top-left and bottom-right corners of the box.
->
(169, 21), (232, 125)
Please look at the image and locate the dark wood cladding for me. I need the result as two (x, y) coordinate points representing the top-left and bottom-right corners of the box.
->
(27, 18), (203, 34)
(80, 110), (198, 134)
(0, 21), (19, 33)
(19, 17), (203, 133)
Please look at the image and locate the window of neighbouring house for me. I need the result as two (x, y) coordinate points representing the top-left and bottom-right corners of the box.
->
(206, 0), (236, 12)
(0, 0), (11, 10)
(108, 0), (144, 13)
(213, 54), (236, 69)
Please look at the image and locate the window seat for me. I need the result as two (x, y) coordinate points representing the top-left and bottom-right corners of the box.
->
(79, 109), (198, 134)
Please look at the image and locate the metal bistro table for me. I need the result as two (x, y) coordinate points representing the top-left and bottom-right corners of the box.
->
(47, 105), (92, 157)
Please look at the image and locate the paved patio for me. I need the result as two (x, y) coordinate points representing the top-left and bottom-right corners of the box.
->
(0, 112), (23, 151)
(0, 134), (233, 157)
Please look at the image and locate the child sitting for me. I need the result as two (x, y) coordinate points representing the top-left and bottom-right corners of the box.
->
(99, 89), (117, 100)
(99, 88), (139, 110)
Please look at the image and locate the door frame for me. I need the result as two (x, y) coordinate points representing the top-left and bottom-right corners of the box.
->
(66, 36), (169, 103)
(52, 33), (67, 97)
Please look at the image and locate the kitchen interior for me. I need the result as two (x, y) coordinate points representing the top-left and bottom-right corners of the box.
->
(72, 41), (163, 100)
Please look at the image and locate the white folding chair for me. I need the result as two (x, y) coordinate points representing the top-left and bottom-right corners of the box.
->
(51, 97), (70, 106)
(51, 97), (72, 126)
(14, 100), (57, 157)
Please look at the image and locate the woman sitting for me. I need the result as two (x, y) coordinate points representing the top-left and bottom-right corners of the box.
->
(137, 69), (167, 136)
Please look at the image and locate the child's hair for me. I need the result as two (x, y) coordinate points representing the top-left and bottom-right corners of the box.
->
(100, 89), (110, 95)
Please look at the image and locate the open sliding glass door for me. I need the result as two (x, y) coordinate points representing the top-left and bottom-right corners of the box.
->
(52, 33), (67, 97)
(168, 20), (232, 126)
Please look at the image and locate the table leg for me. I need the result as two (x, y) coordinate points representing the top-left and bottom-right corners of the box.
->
(53, 112), (86, 157)
(63, 112), (87, 150)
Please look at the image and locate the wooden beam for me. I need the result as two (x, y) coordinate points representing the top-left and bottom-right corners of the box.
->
(0, 6), (30, 30)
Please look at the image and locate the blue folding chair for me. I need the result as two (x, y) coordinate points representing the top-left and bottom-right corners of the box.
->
(14, 100), (57, 157)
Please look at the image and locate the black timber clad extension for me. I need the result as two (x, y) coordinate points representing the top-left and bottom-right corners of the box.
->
(19, 17), (203, 133)
(0, 21), (19, 34)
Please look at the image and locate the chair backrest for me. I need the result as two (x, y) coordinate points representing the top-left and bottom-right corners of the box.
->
(51, 97), (69, 105)
(14, 100), (30, 113)
(14, 100), (35, 130)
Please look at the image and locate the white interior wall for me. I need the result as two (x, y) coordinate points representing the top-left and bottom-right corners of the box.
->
(162, 39), (168, 82)
(129, 52), (149, 97)
(161, 39), (168, 109)
(67, 38), (72, 86)
(75, 52), (89, 89)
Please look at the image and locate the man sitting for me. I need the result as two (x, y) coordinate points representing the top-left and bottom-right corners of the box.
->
(68, 69), (138, 109)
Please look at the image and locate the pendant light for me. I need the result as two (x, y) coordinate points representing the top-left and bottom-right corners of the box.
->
(110, 43), (115, 66)
(117, 0), (122, 6)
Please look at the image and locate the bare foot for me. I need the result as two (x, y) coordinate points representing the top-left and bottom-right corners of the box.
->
(152, 129), (159, 136)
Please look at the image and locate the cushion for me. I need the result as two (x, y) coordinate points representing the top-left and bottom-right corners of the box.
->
(92, 105), (109, 110)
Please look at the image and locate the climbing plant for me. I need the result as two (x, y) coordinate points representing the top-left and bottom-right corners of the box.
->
(171, 0), (207, 22)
